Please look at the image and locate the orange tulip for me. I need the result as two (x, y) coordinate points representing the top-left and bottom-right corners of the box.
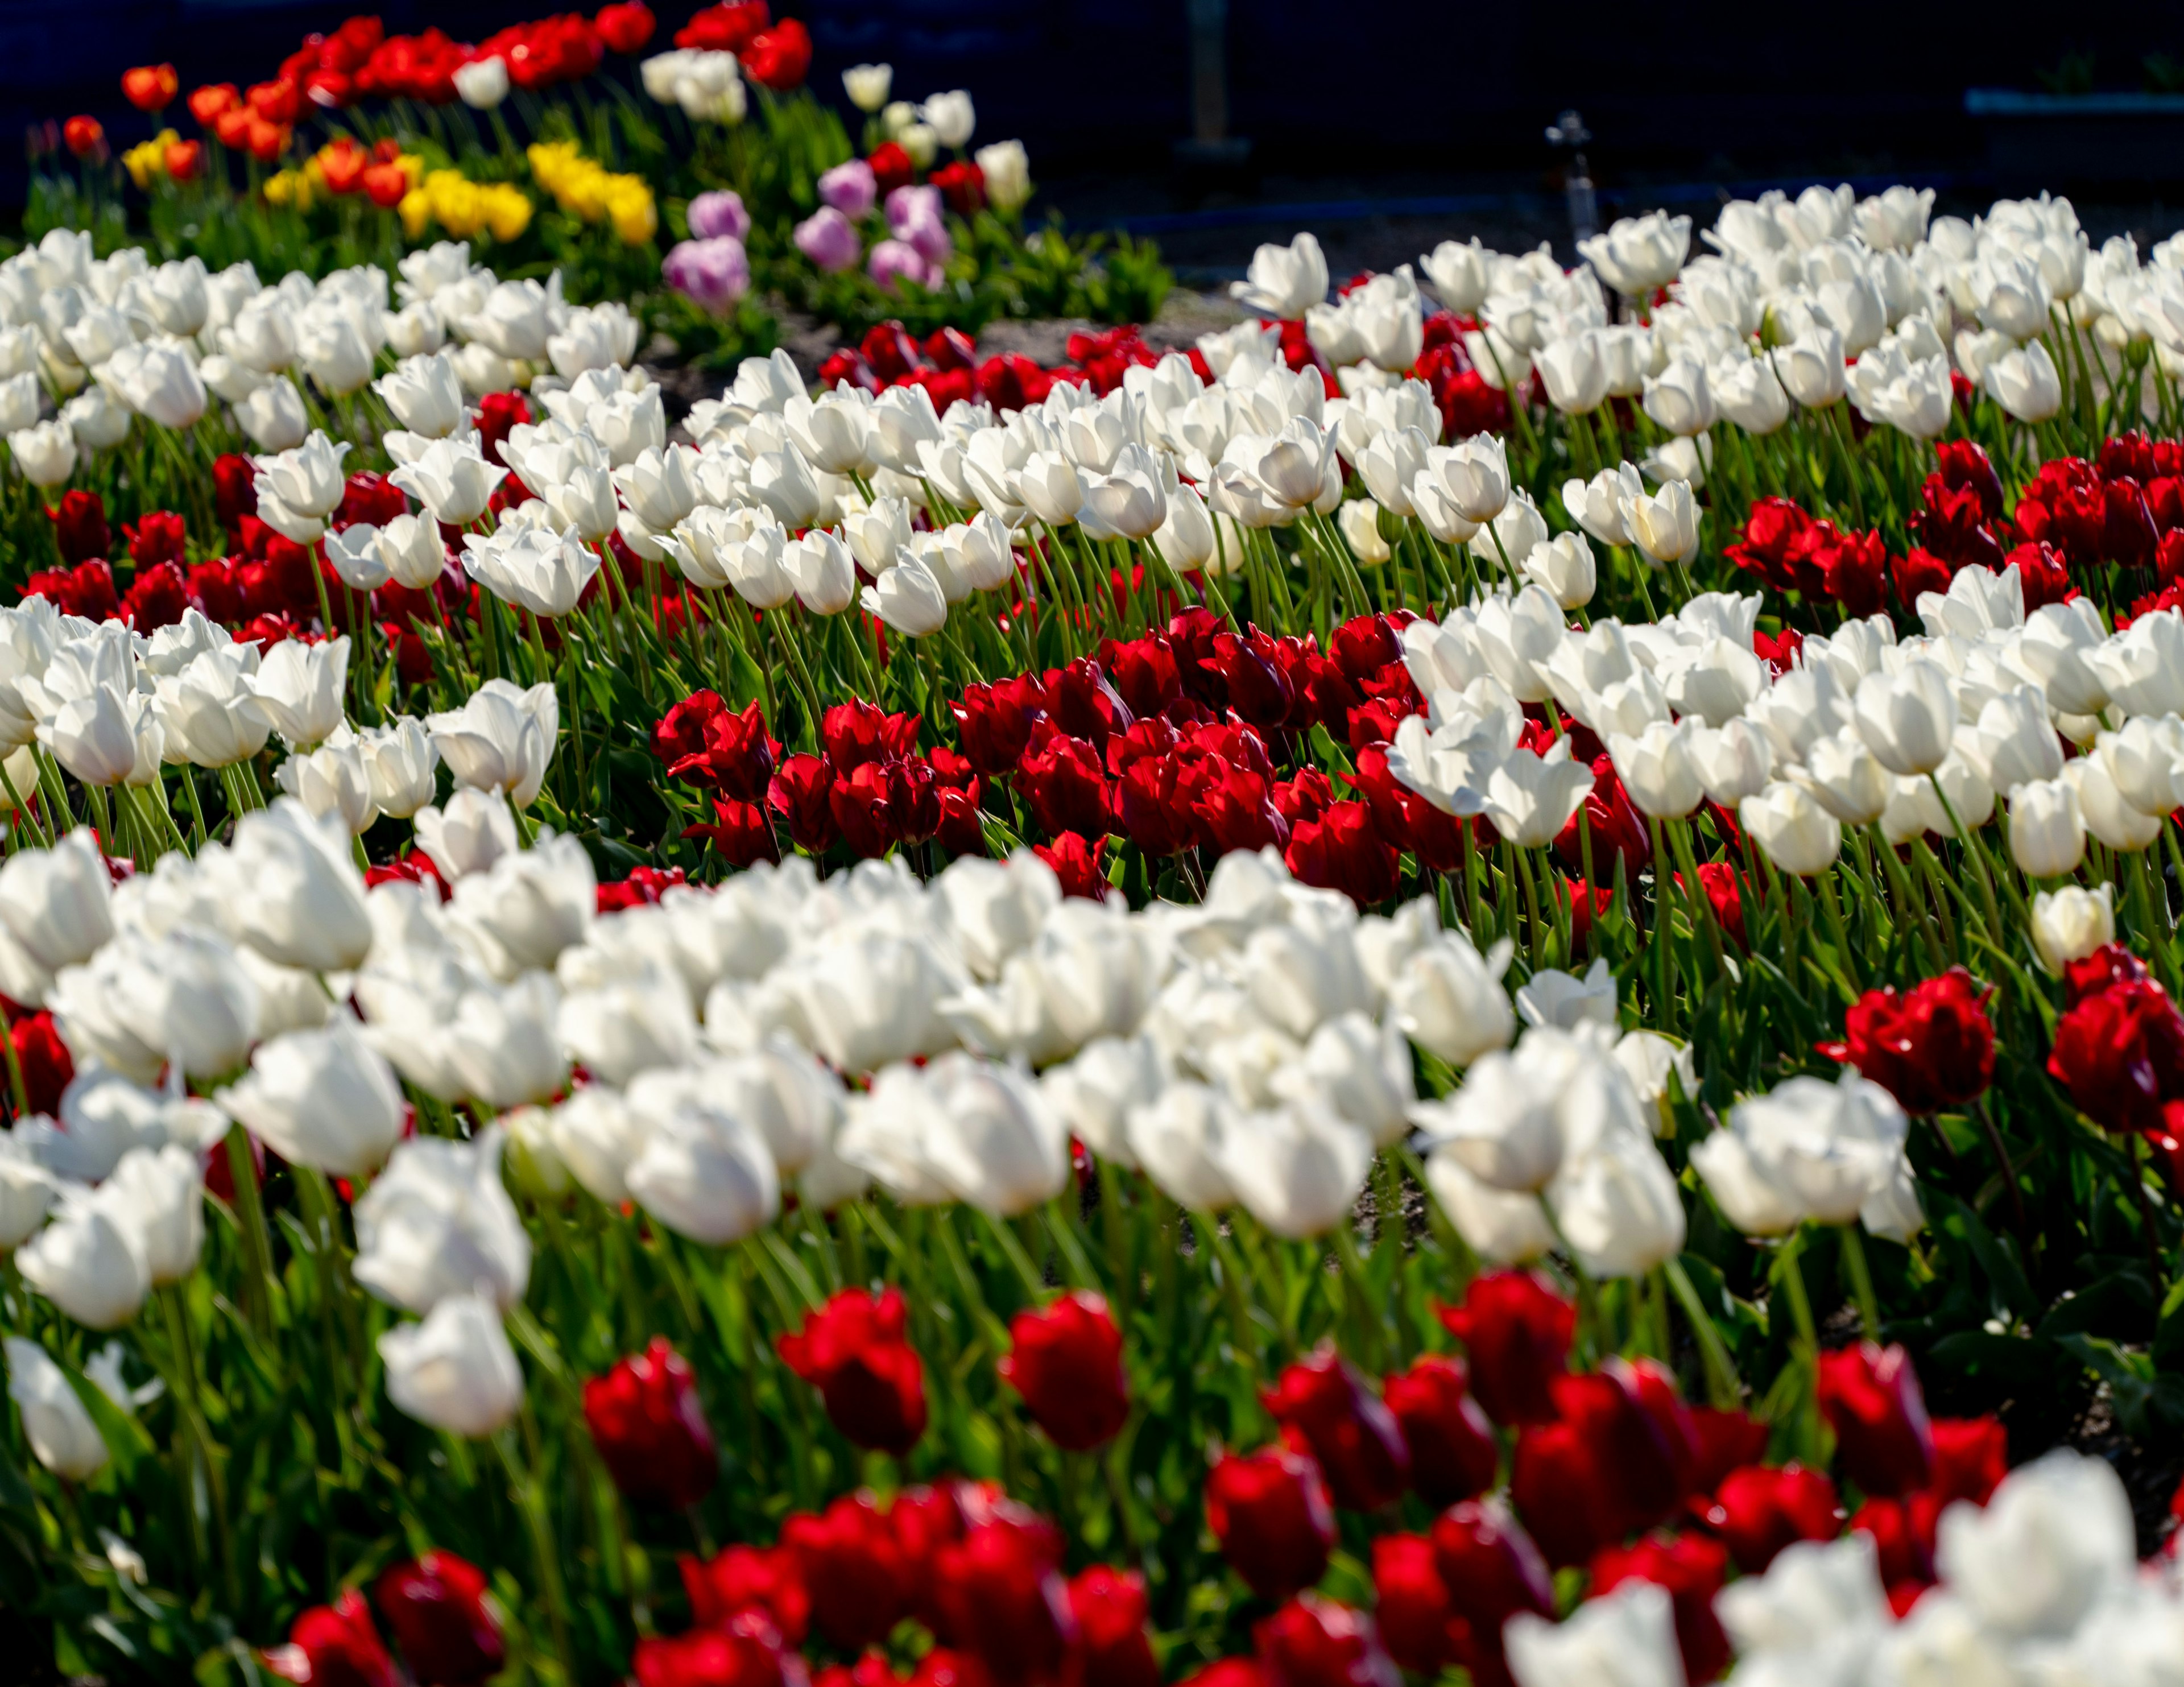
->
(318, 137), (367, 195)
(164, 140), (203, 183)
(188, 84), (240, 127)
(246, 77), (300, 126)
(246, 116), (290, 164)
(121, 63), (179, 113)
(214, 106), (253, 148)
(62, 116), (105, 159)
(362, 160), (410, 210)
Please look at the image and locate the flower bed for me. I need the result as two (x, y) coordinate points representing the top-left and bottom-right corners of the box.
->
(0, 118), (2182, 1686)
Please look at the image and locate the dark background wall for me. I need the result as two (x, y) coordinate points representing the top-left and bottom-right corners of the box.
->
(10, 0), (2184, 263)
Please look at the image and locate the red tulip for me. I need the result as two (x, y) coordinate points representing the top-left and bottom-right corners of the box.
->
(782, 1492), (916, 1650)
(1178, 1666), (1267, 1687)
(1370, 1534), (1457, 1677)
(1436, 1271), (1575, 1426)
(374, 1553), (505, 1687)
(631, 1610), (797, 1687)
(1509, 1417), (1612, 1568)
(1263, 1347), (1410, 1513)
(823, 698), (920, 771)
(740, 16), (811, 90)
(263, 1590), (396, 1687)
(1098, 633), (1182, 719)
(582, 1338), (718, 1510)
(1383, 1355), (1497, 1507)
(681, 1544), (810, 1648)
(10, 1011), (74, 1120)
(1929, 1416), (2007, 1506)
(1685, 1407), (1771, 1496)
(62, 115), (104, 158)
(213, 453), (259, 531)
(930, 1514), (1076, 1683)
(997, 1290), (1130, 1452)
(1427, 1500), (1550, 1681)
(2046, 977), (2184, 1132)
(769, 754), (843, 854)
(1067, 1566), (1159, 1687)
(1254, 1594), (1399, 1687)
(47, 489), (110, 566)
(1815, 1343), (1933, 1498)
(813, 1658), (905, 1687)
(1591, 1534), (1731, 1683)
(1851, 1492), (1938, 1592)
(1017, 733), (1112, 839)
(1033, 830), (1108, 900)
(868, 142), (915, 196)
(1696, 1463), (1843, 1573)
(1285, 800), (1399, 906)
(686, 797), (783, 867)
(122, 62), (179, 111)
(1819, 969), (1995, 1114)
(776, 1288), (928, 1455)
(595, 1), (657, 53)
(1206, 1445), (1336, 1601)
(952, 676), (1048, 774)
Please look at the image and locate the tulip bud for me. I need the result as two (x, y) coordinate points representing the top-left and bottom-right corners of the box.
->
(1435, 1270), (1574, 1426)
(1205, 1445), (1335, 1601)
(781, 1492), (915, 1651)
(776, 1287), (927, 1455)
(4, 1336), (108, 1479)
(1262, 1346), (1410, 1512)
(1815, 1342), (1933, 1498)
(374, 1552), (506, 1687)
(377, 1293), (524, 1438)
(1383, 1354), (1498, 1507)
(583, 1338), (718, 1511)
(998, 1289), (1129, 1452)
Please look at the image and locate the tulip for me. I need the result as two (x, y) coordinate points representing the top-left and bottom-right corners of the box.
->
(100, 1144), (204, 1286)
(219, 1020), (407, 1179)
(1386, 932), (1515, 1069)
(1986, 340), (2061, 423)
(390, 437), (506, 526)
(1607, 718), (1702, 818)
(863, 549), (950, 636)
(0, 828), (113, 985)
(51, 927), (259, 1085)
(1851, 661), (1955, 776)
(583, 1338), (717, 1510)
(428, 679), (556, 807)
(16, 1188), (150, 1329)
(1436, 1271), (1574, 1425)
(1819, 970), (1995, 1115)
(1428, 1499), (1554, 1664)
(1505, 1580), (1684, 1687)
(998, 1290), (1130, 1451)
(1698, 1463), (1843, 1573)
(929, 1515), (1077, 1682)
(782, 1492), (915, 1650)
(1206, 1445), (1335, 1601)
(374, 1552), (507, 1686)
(1375, 1357), (1494, 1508)
(843, 62), (892, 111)
(621, 1068), (780, 1245)
(378, 1293), (524, 1437)
(4, 1337), (107, 1479)
(776, 1287), (927, 1454)
(1740, 780), (1842, 875)
(262, 1590), (396, 1687)
(1066, 1566), (1158, 1687)
(1934, 1449), (2133, 1641)
(1232, 232), (1329, 320)
(2007, 776), (2084, 878)
(1816, 1342), (1933, 1498)
(2030, 884), (2113, 976)
(1263, 1347), (1410, 1512)
(11, 421), (78, 487)
(353, 1126), (530, 1314)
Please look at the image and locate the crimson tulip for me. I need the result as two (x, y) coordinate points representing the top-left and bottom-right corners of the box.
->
(1206, 1445), (1335, 1601)
(776, 1288), (928, 1455)
(1929, 1415), (2008, 1506)
(1436, 1271), (1575, 1426)
(1034, 831), (1109, 901)
(781, 1492), (916, 1650)
(952, 676), (1048, 774)
(584, 1338), (718, 1509)
(595, 1), (656, 53)
(1815, 1342), (1933, 1498)
(930, 1515), (1075, 1683)
(1381, 1355), (1496, 1507)
(1685, 1407), (1771, 1496)
(1370, 1534), (1457, 1677)
(1427, 1500), (1550, 1679)
(1263, 1347), (1409, 1512)
(998, 1290), (1130, 1452)
(1284, 801), (1399, 905)
(631, 1611), (796, 1687)
(1066, 1566), (1159, 1687)
(1851, 1492), (1939, 1592)
(47, 489), (109, 566)
(263, 1590), (396, 1687)
(681, 1544), (810, 1647)
(2047, 977), (2184, 1132)
(1017, 734), (1112, 839)
(11, 1009), (75, 1119)
(1254, 1594), (1399, 1687)
(374, 1553), (505, 1687)
(1696, 1463), (1843, 1573)
(1819, 969), (1995, 1114)
(1591, 1533), (1731, 1683)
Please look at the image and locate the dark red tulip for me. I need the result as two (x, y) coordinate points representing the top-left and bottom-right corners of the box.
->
(998, 1290), (1130, 1452)
(681, 1544), (810, 1648)
(1815, 1343), (1933, 1499)
(1929, 1416), (2007, 1507)
(768, 754), (843, 854)
(1253, 1594), (1400, 1687)
(2046, 977), (2184, 1133)
(1017, 734), (1112, 839)
(1590, 1533), (1731, 1684)
(1437, 1271), (1575, 1426)
(1695, 1463), (1843, 1573)
(374, 1553), (505, 1687)
(783, 1492), (917, 1651)
(1033, 830), (1108, 901)
(1178, 1665), (1267, 1687)
(1284, 800), (1398, 906)
(263, 1590), (397, 1687)
(1852, 1492), (1938, 1593)
(630, 1610), (797, 1687)
(1192, 760), (1289, 857)
(124, 509), (187, 569)
(1263, 1347), (1410, 1513)
(1819, 968), (1995, 1114)
(1206, 1445), (1336, 1601)
(668, 697), (777, 800)
(213, 453), (259, 532)
(582, 1338), (718, 1510)
(1509, 1418), (1612, 1568)
(1046, 658), (1133, 746)
(1383, 1355), (1498, 1507)
(1098, 633), (1182, 719)
(1066, 1566), (1159, 1687)
(777, 1288), (927, 1455)
(11, 1009), (74, 1119)
(685, 796), (782, 867)
(1685, 1407), (1771, 1496)
(823, 698), (920, 771)
(929, 1514), (1076, 1684)
(1370, 1534), (1457, 1677)
(952, 676), (1049, 775)
(1428, 1500), (1551, 1674)
(48, 489), (110, 565)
